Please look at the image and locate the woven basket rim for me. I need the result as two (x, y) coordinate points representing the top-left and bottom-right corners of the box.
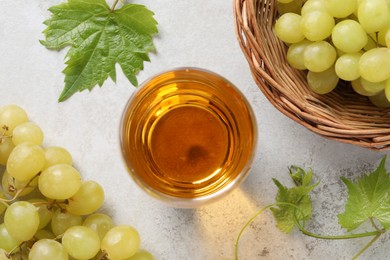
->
(234, 0), (390, 151)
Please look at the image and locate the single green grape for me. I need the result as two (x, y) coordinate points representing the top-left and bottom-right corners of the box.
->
(0, 223), (22, 252)
(274, 13), (305, 44)
(6, 142), (45, 182)
(29, 239), (68, 260)
(51, 208), (83, 236)
(0, 191), (6, 215)
(300, 10), (335, 41)
(62, 225), (101, 260)
(369, 90), (390, 107)
(303, 41), (337, 72)
(39, 164), (81, 200)
(66, 180), (105, 216)
(277, 0), (304, 15)
(286, 39), (312, 70)
(2, 170), (38, 197)
(0, 137), (15, 165)
(4, 201), (40, 241)
(0, 105), (28, 135)
(359, 48), (390, 82)
(28, 199), (54, 230)
(12, 122), (44, 146)
(126, 250), (154, 260)
(358, 0), (390, 33)
(360, 78), (386, 93)
(335, 53), (362, 81)
(83, 213), (114, 240)
(43, 146), (73, 171)
(332, 20), (367, 53)
(83, 213), (114, 241)
(301, 0), (327, 15)
(307, 66), (339, 94)
(351, 78), (381, 96)
(101, 225), (141, 260)
(384, 78), (390, 102)
(324, 0), (357, 18)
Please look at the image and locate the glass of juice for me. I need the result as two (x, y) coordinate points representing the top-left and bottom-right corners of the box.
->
(120, 68), (257, 207)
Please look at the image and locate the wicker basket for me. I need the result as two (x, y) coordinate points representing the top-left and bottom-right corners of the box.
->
(234, 0), (390, 151)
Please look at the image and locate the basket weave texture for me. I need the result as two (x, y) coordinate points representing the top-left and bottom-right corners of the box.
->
(234, 0), (390, 151)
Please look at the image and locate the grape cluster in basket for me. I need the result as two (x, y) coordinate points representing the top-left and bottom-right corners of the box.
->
(0, 105), (153, 260)
(275, 0), (390, 107)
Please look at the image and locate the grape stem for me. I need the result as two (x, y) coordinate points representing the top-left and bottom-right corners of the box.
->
(0, 174), (40, 204)
(367, 33), (380, 48)
(111, 0), (120, 12)
(6, 243), (23, 258)
(235, 202), (383, 260)
(0, 124), (11, 143)
(0, 200), (8, 208)
(0, 187), (24, 203)
(351, 234), (381, 260)
(93, 250), (108, 260)
(234, 203), (276, 259)
(369, 217), (385, 233)
(54, 233), (64, 242)
(31, 199), (66, 211)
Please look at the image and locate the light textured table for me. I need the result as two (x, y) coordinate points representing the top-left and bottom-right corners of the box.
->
(1, 1), (389, 259)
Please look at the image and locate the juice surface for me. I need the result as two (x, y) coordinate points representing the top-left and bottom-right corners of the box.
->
(151, 106), (229, 184)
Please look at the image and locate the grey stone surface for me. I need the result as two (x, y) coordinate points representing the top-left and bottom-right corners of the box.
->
(0, 0), (389, 259)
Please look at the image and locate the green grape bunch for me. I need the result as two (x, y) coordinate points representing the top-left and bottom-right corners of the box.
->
(0, 104), (153, 260)
(275, 0), (390, 107)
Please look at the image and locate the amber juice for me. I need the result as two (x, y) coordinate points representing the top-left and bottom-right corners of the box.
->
(120, 68), (256, 207)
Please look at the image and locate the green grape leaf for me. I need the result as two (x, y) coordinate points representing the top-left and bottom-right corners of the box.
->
(271, 167), (319, 233)
(41, 0), (158, 102)
(338, 157), (390, 231)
